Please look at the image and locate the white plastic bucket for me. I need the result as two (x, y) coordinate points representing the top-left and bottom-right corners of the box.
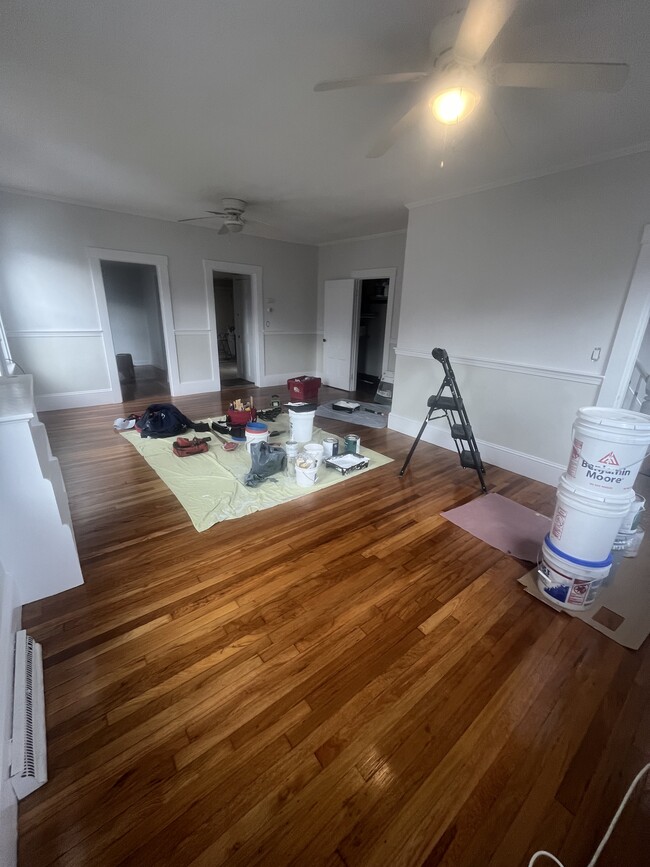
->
(618, 493), (645, 533)
(289, 410), (315, 443)
(549, 475), (634, 561)
(295, 460), (318, 487)
(303, 443), (324, 468)
(566, 407), (650, 493)
(245, 421), (269, 452)
(537, 535), (611, 611)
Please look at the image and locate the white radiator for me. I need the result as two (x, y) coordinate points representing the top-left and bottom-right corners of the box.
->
(10, 630), (47, 799)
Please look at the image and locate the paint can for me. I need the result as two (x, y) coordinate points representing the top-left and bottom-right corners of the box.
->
(537, 535), (612, 611)
(549, 475), (634, 562)
(344, 434), (360, 454)
(322, 437), (339, 458)
(565, 407), (650, 494)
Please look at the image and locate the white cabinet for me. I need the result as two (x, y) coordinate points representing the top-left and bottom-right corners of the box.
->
(0, 376), (83, 605)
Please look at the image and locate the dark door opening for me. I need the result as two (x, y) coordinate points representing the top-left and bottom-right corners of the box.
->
(101, 261), (169, 401)
(213, 271), (254, 387)
(356, 278), (389, 396)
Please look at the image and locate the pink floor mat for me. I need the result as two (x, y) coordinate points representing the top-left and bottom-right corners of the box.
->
(441, 493), (551, 563)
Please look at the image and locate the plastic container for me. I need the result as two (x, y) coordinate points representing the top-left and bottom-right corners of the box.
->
(549, 475), (635, 561)
(566, 407), (650, 494)
(295, 453), (318, 487)
(537, 535), (612, 611)
(289, 409), (315, 443)
(303, 443), (324, 468)
(245, 421), (269, 452)
(287, 376), (321, 401)
(618, 493), (645, 533)
(375, 370), (394, 405)
(623, 528), (645, 558)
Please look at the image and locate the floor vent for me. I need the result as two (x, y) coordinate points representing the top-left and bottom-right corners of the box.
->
(10, 630), (47, 799)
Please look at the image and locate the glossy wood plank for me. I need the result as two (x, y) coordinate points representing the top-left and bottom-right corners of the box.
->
(17, 383), (649, 866)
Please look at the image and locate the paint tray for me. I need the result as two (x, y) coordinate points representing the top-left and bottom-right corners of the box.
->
(325, 454), (369, 475)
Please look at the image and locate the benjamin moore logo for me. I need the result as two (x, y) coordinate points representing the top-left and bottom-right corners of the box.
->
(598, 451), (619, 466)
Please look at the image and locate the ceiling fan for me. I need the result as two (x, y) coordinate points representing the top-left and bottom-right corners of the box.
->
(178, 197), (269, 234)
(314, 0), (630, 157)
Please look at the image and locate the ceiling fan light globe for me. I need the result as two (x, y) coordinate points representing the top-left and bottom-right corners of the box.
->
(430, 86), (479, 124)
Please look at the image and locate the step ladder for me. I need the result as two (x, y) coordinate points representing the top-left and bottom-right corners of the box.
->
(399, 348), (487, 493)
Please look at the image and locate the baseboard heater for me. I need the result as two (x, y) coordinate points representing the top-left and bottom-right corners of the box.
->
(10, 630), (47, 799)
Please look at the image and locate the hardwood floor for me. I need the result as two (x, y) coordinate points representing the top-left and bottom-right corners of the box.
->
(19, 385), (649, 866)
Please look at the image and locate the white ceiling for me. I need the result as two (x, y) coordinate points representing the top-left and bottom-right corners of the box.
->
(2, 0), (649, 244)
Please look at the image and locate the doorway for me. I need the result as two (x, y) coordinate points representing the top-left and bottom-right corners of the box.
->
(356, 278), (389, 395)
(212, 271), (254, 387)
(100, 260), (169, 401)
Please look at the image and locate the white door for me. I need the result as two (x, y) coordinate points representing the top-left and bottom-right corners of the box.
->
(323, 279), (360, 391)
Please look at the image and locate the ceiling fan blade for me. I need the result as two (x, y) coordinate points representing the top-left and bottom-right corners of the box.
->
(367, 100), (425, 158)
(177, 210), (226, 223)
(314, 72), (429, 91)
(217, 223), (229, 235)
(489, 61), (629, 92)
(454, 0), (519, 65)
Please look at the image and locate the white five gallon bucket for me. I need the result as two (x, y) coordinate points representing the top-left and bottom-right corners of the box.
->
(245, 421), (269, 452)
(549, 475), (635, 562)
(537, 535), (611, 611)
(289, 410), (315, 443)
(566, 407), (650, 494)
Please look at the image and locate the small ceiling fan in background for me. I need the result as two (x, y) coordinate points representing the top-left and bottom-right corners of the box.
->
(178, 197), (272, 234)
(315, 0), (630, 157)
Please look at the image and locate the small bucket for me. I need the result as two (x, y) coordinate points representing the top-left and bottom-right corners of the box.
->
(549, 475), (634, 561)
(618, 493), (645, 533)
(566, 407), (650, 494)
(295, 458), (318, 487)
(303, 443), (324, 467)
(289, 409), (315, 443)
(537, 535), (612, 611)
(245, 421), (269, 452)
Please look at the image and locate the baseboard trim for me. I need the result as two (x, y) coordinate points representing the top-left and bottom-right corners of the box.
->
(34, 389), (115, 412)
(388, 412), (563, 487)
(0, 573), (20, 867)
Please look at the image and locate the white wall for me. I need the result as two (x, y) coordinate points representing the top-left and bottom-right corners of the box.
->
(317, 231), (406, 372)
(0, 191), (318, 409)
(391, 151), (650, 485)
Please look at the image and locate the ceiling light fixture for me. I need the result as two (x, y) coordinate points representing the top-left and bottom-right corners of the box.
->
(430, 86), (479, 125)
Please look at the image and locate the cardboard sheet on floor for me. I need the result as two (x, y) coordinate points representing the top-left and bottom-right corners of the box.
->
(519, 554), (650, 649)
(120, 419), (392, 532)
(441, 493), (551, 562)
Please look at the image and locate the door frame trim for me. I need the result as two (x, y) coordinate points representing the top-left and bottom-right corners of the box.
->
(203, 260), (264, 388)
(87, 248), (178, 403)
(598, 224), (650, 407)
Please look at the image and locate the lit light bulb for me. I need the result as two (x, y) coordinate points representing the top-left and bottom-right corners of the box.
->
(430, 87), (479, 125)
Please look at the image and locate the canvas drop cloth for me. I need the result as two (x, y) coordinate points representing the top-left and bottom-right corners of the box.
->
(121, 419), (392, 532)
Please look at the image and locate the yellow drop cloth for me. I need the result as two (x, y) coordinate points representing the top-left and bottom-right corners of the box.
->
(121, 420), (393, 532)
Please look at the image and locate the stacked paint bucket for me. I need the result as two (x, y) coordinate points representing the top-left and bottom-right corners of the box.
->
(538, 407), (650, 611)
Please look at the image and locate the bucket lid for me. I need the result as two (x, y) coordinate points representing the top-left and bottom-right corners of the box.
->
(245, 421), (268, 432)
(577, 406), (650, 431)
(543, 534), (613, 569)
